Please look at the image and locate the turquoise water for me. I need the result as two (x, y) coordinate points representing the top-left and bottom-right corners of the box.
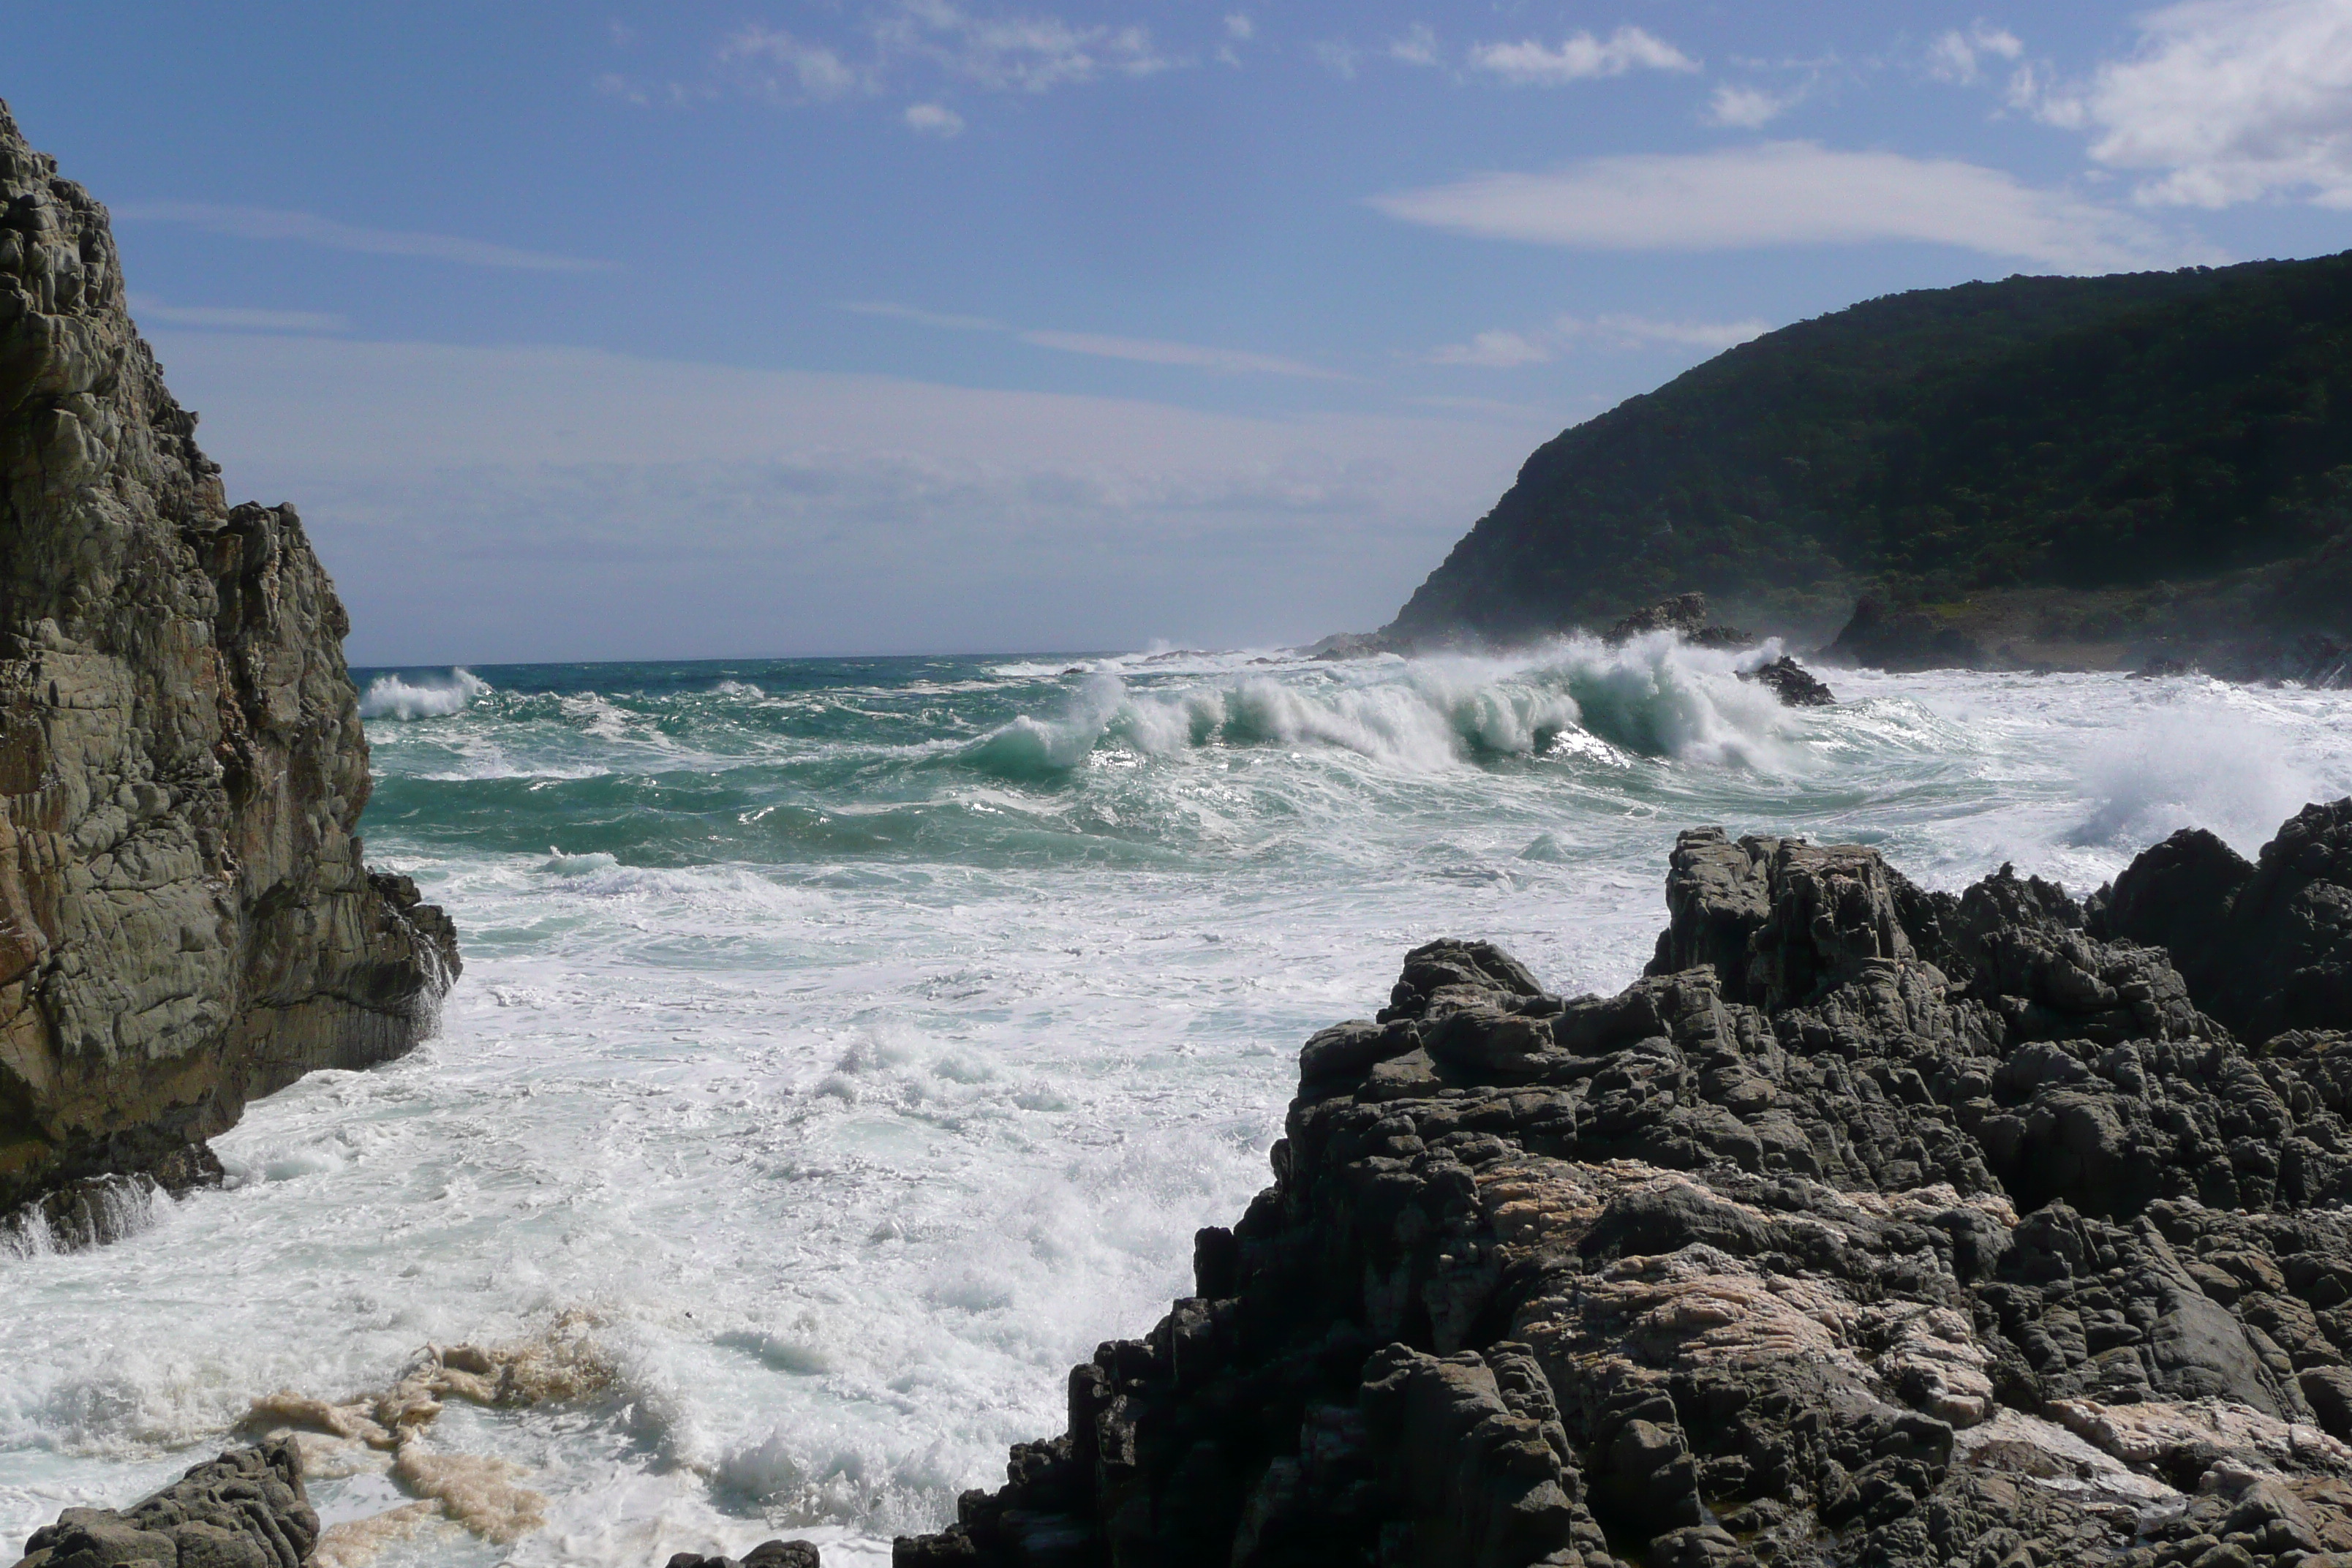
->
(4, 640), (2348, 1568)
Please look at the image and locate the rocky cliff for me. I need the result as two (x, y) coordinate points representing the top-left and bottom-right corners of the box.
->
(0, 101), (458, 1243)
(897, 802), (2352, 1568)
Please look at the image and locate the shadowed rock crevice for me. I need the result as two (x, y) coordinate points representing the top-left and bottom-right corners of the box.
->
(896, 799), (2352, 1568)
(0, 101), (458, 1243)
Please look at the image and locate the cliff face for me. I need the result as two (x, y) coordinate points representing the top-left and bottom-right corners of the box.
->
(0, 102), (458, 1236)
(900, 803), (2352, 1568)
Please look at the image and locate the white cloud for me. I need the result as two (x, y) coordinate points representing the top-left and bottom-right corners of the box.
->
(1468, 27), (1697, 86)
(146, 333), (1535, 660)
(1368, 141), (2202, 272)
(2067, 0), (2352, 207)
(1927, 21), (2024, 85)
(1389, 24), (1441, 68)
(1704, 83), (1795, 128)
(113, 203), (613, 272)
(126, 294), (349, 334)
(904, 101), (965, 135)
(1428, 331), (1551, 368)
(1224, 14), (1253, 42)
(720, 23), (867, 100)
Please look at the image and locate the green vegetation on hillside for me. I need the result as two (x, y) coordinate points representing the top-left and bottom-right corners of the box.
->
(1387, 254), (2352, 644)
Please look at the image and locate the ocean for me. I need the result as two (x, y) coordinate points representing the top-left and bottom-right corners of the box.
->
(5, 638), (2350, 1567)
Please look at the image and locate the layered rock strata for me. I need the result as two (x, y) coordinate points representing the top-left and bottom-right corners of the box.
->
(898, 803), (2352, 1567)
(0, 101), (458, 1237)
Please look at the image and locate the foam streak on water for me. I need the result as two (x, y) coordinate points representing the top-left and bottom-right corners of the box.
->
(4, 642), (2348, 1568)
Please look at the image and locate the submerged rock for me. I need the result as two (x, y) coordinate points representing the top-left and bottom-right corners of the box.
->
(895, 799), (2352, 1568)
(13, 1441), (317, 1568)
(0, 101), (458, 1237)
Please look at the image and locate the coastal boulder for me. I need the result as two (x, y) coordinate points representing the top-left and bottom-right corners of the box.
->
(14, 1443), (317, 1568)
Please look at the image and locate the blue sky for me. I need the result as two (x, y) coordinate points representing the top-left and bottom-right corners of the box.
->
(12, 1), (2352, 661)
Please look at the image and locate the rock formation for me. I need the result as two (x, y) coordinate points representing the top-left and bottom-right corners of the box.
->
(1737, 656), (1835, 708)
(16, 1441), (319, 1568)
(0, 100), (457, 1243)
(896, 802), (2352, 1568)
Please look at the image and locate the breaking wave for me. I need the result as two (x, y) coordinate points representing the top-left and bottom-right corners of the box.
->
(359, 668), (489, 720)
(953, 635), (1800, 780)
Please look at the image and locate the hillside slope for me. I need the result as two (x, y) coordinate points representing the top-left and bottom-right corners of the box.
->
(1384, 255), (2352, 667)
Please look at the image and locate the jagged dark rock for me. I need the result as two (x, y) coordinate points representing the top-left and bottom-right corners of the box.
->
(1738, 655), (1836, 706)
(2093, 802), (2352, 1045)
(667, 1542), (821, 1568)
(1603, 593), (1752, 650)
(0, 100), (459, 1241)
(12, 1441), (317, 1568)
(894, 799), (2352, 1568)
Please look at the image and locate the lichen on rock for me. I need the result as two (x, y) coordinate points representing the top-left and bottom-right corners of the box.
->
(0, 99), (458, 1239)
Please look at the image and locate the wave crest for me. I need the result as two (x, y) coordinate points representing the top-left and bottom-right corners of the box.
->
(359, 668), (489, 720)
(954, 636), (1799, 778)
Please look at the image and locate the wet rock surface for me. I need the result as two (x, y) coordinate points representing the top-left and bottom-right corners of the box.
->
(897, 801), (2352, 1567)
(13, 1441), (318, 1568)
(1737, 657), (1835, 708)
(0, 102), (457, 1236)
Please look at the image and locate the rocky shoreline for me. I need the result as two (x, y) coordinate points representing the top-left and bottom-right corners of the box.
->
(886, 799), (2352, 1568)
(0, 100), (459, 1245)
(21, 804), (2348, 1568)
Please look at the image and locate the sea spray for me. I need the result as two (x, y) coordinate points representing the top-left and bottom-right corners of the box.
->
(359, 668), (489, 720)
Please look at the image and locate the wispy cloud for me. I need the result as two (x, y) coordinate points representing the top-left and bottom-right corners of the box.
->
(1428, 331), (1552, 368)
(1926, 20), (2024, 85)
(114, 202), (611, 272)
(1311, 40), (1360, 79)
(1425, 313), (1770, 368)
(1370, 141), (2202, 272)
(843, 301), (1343, 378)
(127, 293), (350, 334)
(904, 101), (965, 135)
(1468, 27), (1697, 86)
(879, 0), (1174, 93)
(1565, 313), (1772, 350)
(842, 301), (1004, 331)
(1022, 330), (1343, 379)
(720, 23), (868, 100)
(1389, 24), (1441, 68)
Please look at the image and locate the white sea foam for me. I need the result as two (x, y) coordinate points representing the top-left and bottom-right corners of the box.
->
(359, 669), (489, 720)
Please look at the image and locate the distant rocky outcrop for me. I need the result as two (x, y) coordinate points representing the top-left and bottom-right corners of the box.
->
(0, 100), (458, 1244)
(895, 801), (2352, 1568)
